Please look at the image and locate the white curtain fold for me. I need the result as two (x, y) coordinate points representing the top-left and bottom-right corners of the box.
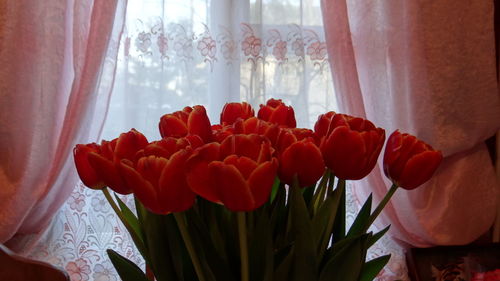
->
(0, 0), (126, 252)
(321, 0), (500, 247)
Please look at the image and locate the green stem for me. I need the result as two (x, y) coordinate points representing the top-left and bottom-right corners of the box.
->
(173, 213), (206, 281)
(102, 188), (152, 275)
(366, 184), (399, 230)
(237, 212), (249, 281)
(102, 188), (127, 224)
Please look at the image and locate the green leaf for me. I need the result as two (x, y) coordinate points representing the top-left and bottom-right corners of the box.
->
(164, 215), (186, 280)
(302, 184), (315, 208)
(367, 225), (390, 248)
(346, 194), (373, 238)
(319, 234), (368, 281)
(269, 177), (281, 203)
(185, 208), (236, 281)
(310, 171), (330, 215)
(270, 184), (289, 249)
(107, 249), (150, 281)
(274, 246), (294, 281)
(289, 182), (318, 281)
(359, 255), (391, 281)
(114, 194), (143, 241)
(249, 211), (274, 281)
(331, 179), (346, 242)
(311, 195), (336, 254)
(112, 194), (150, 267)
(142, 212), (180, 281)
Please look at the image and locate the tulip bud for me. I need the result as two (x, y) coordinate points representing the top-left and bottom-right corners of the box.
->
(220, 102), (255, 125)
(383, 130), (443, 190)
(159, 105), (213, 143)
(257, 99), (296, 128)
(73, 143), (106, 189)
(73, 129), (149, 194)
(186, 134), (278, 211)
(278, 138), (325, 187)
(318, 114), (385, 180)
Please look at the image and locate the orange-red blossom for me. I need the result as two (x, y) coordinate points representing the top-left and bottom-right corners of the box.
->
(73, 129), (149, 194)
(383, 130), (443, 190)
(186, 134), (278, 212)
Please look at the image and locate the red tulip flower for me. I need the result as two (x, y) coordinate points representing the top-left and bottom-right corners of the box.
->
(383, 130), (443, 190)
(314, 111), (336, 138)
(120, 148), (196, 214)
(240, 117), (281, 146)
(137, 135), (204, 160)
(74, 129), (149, 194)
(257, 99), (296, 128)
(186, 134), (278, 212)
(275, 128), (319, 154)
(278, 137), (325, 187)
(212, 124), (237, 143)
(73, 143), (106, 189)
(317, 113), (385, 180)
(159, 105), (213, 143)
(220, 102), (255, 125)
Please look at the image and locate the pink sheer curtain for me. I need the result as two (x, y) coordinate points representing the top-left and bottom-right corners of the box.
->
(0, 0), (126, 252)
(321, 0), (500, 247)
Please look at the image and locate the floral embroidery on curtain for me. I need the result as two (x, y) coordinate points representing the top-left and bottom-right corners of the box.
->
(125, 21), (328, 72)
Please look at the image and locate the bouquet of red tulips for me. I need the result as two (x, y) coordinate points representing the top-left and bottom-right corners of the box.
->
(74, 99), (443, 281)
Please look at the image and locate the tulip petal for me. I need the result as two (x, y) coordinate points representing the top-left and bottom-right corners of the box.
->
(323, 126), (368, 180)
(159, 150), (196, 213)
(114, 129), (149, 161)
(88, 152), (131, 194)
(188, 105), (213, 143)
(209, 161), (255, 212)
(220, 134), (263, 160)
(314, 112), (335, 138)
(159, 115), (188, 138)
(136, 156), (168, 190)
(257, 105), (273, 121)
(119, 160), (162, 213)
(248, 159), (278, 208)
(398, 151), (443, 190)
(385, 133), (419, 180)
(243, 117), (259, 133)
(186, 143), (221, 203)
(220, 102), (254, 125)
(279, 141), (325, 186)
(223, 155), (258, 180)
(73, 144), (105, 189)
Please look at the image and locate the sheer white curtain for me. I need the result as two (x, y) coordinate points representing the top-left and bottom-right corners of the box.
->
(28, 1), (407, 280)
(104, 0), (334, 141)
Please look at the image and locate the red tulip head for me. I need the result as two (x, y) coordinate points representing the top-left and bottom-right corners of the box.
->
(318, 114), (385, 180)
(74, 129), (149, 194)
(159, 105), (213, 143)
(314, 111), (336, 138)
(120, 147), (196, 214)
(257, 99), (296, 128)
(278, 137), (325, 187)
(241, 117), (281, 146)
(73, 143), (106, 189)
(220, 102), (255, 125)
(186, 134), (278, 211)
(383, 130), (443, 190)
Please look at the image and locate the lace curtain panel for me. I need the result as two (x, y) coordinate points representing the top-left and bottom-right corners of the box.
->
(27, 0), (407, 280)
